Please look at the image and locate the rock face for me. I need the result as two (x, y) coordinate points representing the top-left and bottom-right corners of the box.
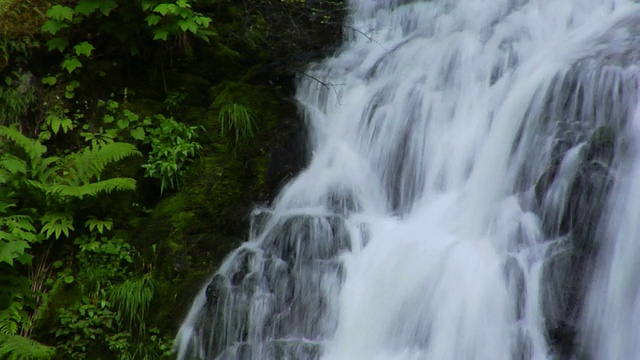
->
(188, 210), (352, 359)
(530, 55), (635, 357)
(266, 117), (309, 198)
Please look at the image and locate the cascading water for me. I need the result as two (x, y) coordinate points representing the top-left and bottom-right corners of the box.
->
(176, 0), (640, 358)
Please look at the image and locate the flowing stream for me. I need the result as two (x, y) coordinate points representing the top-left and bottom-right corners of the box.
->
(176, 0), (640, 358)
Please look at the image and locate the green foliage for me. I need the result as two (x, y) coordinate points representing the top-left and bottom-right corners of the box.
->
(0, 124), (140, 265)
(109, 275), (156, 331)
(0, 213), (39, 266)
(0, 290), (54, 360)
(55, 296), (118, 359)
(142, 115), (202, 193)
(40, 0), (215, 74)
(54, 231), (170, 359)
(0, 0), (341, 358)
(84, 217), (113, 234)
(218, 103), (257, 145)
(40, 213), (73, 240)
(144, 0), (214, 42)
(0, 333), (56, 360)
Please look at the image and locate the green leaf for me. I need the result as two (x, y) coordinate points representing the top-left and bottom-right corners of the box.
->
(116, 119), (129, 129)
(130, 127), (145, 141)
(41, 20), (68, 35)
(0, 239), (29, 265)
(60, 118), (74, 133)
(64, 275), (74, 284)
(53, 260), (63, 268)
(46, 5), (74, 22)
(195, 16), (211, 28)
(66, 80), (80, 91)
(41, 212), (74, 239)
(176, 0), (190, 8)
(85, 217), (113, 234)
(75, 0), (101, 15)
(41, 76), (57, 85)
(177, 19), (198, 34)
(74, 41), (95, 57)
(0, 156), (27, 175)
(46, 37), (69, 52)
(145, 14), (161, 26)
(61, 57), (82, 74)
(97, 0), (118, 16)
(103, 114), (115, 123)
(152, 3), (170, 15)
(152, 29), (169, 41)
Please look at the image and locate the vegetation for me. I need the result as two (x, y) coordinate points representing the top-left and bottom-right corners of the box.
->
(0, 0), (345, 358)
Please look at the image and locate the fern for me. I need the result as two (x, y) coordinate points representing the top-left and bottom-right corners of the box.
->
(0, 154), (27, 175)
(72, 142), (140, 183)
(0, 306), (21, 335)
(0, 214), (37, 265)
(0, 126), (46, 163)
(48, 177), (136, 198)
(0, 333), (55, 360)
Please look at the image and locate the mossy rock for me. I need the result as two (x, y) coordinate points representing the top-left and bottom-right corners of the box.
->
(209, 81), (281, 132)
(165, 72), (212, 107)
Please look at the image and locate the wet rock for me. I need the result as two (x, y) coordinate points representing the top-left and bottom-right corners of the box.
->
(327, 188), (361, 215)
(206, 273), (227, 306)
(581, 125), (616, 165)
(548, 321), (577, 358)
(266, 117), (309, 197)
(230, 247), (261, 286)
(534, 118), (618, 358)
(534, 160), (560, 206)
(262, 215), (352, 265)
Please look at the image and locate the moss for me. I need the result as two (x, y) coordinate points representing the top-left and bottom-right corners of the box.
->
(127, 98), (166, 119)
(165, 72), (212, 107)
(250, 150), (271, 198)
(208, 81), (282, 138)
(0, 0), (48, 68)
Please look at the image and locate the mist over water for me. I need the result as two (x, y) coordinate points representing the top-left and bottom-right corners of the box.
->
(176, 0), (640, 359)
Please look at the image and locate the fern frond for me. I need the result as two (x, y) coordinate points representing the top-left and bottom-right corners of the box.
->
(48, 177), (136, 198)
(32, 156), (59, 184)
(0, 126), (46, 162)
(73, 142), (140, 184)
(0, 155), (27, 175)
(0, 333), (56, 360)
(0, 307), (20, 335)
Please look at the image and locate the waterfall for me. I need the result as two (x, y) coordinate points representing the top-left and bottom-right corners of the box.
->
(176, 0), (640, 358)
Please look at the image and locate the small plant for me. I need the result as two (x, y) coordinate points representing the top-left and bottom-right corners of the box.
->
(109, 274), (156, 332)
(164, 90), (188, 112)
(142, 115), (201, 194)
(218, 103), (256, 145)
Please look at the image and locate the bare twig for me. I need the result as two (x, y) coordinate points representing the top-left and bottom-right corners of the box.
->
(297, 70), (345, 105)
(343, 25), (387, 50)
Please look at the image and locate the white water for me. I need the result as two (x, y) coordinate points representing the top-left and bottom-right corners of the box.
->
(176, 0), (640, 359)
